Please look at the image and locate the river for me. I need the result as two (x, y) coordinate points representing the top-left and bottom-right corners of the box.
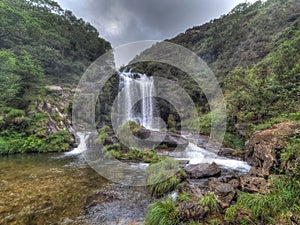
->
(0, 153), (152, 225)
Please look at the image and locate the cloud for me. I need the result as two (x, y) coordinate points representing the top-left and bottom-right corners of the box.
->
(56, 0), (260, 46)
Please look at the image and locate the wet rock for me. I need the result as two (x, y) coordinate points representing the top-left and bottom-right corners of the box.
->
(245, 122), (300, 177)
(103, 136), (119, 146)
(179, 182), (206, 201)
(183, 162), (221, 179)
(136, 128), (151, 139)
(240, 176), (269, 194)
(213, 183), (236, 208)
(84, 192), (117, 209)
(177, 202), (207, 221)
(209, 179), (236, 209)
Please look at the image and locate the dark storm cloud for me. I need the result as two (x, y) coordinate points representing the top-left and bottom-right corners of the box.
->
(56, 0), (248, 46)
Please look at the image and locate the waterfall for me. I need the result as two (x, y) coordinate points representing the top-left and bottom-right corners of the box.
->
(65, 132), (89, 155)
(117, 69), (157, 129)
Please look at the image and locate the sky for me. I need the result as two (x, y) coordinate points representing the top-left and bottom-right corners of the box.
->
(56, 0), (260, 47)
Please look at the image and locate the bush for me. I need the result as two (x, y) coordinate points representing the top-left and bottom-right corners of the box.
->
(198, 192), (219, 212)
(145, 198), (179, 225)
(281, 137), (300, 176)
(146, 158), (181, 197)
(107, 150), (123, 159)
(127, 147), (144, 160)
(178, 193), (192, 203)
(222, 132), (245, 150)
(235, 176), (300, 223)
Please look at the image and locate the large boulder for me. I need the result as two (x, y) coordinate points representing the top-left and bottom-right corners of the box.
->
(245, 122), (300, 177)
(183, 162), (221, 179)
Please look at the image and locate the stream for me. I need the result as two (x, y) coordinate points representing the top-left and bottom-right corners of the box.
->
(0, 132), (250, 225)
(0, 151), (152, 225)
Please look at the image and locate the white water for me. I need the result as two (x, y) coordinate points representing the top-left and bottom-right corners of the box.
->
(117, 69), (157, 129)
(171, 143), (251, 173)
(65, 132), (89, 155)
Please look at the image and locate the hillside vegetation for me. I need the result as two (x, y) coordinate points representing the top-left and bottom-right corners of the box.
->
(0, 0), (111, 154)
(131, 0), (300, 149)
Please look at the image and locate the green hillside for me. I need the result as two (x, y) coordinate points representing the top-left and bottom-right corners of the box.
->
(0, 0), (111, 154)
(131, 0), (300, 148)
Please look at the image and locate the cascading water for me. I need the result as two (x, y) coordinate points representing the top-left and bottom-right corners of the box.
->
(117, 69), (157, 129)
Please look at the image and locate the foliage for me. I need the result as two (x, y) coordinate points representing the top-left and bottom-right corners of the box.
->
(187, 221), (203, 225)
(281, 137), (300, 163)
(222, 132), (245, 150)
(0, 130), (74, 154)
(145, 198), (179, 225)
(177, 193), (192, 203)
(0, 0), (111, 154)
(209, 219), (222, 225)
(234, 176), (300, 223)
(106, 150), (123, 159)
(146, 158), (181, 197)
(198, 192), (219, 212)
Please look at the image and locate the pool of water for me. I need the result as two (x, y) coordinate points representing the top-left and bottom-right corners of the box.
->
(0, 153), (110, 225)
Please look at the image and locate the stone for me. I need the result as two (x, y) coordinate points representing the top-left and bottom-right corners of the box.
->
(179, 182), (206, 201)
(209, 181), (236, 209)
(177, 202), (207, 221)
(245, 122), (300, 176)
(240, 176), (269, 194)
(183, 162), (221, 179)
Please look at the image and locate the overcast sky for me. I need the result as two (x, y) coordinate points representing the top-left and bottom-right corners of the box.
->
(56, 0), (259, 47)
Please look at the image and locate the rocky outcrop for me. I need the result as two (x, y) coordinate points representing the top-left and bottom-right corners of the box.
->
(35, 85), (74, 136)
(183, 162), (221, 179)
(245, 122), (300, 177)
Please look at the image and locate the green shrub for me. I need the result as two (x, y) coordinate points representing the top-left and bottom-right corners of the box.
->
(145, 199), (179, 225)
(225, 205), (239, 222)
(105, 143), (122, 151)
(178, 193), (192, 203)
(209, 219), (222, 225)
(128, 147), (144, 160)
(235, 176), (300, 223)
(198, 192), (219, 212)
(222, 132), (245, 150)
(142, 150), (161, 163)
(198, 113), (212, 135)
(107, 150), (123, 159)
(187, 220), (202, 225)
(146, 158), (181, 197)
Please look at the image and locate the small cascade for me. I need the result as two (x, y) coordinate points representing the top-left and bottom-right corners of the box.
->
(65, 132), (89, 155)
(117, 69), (157, 129)
(169, 143), (251, 173)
